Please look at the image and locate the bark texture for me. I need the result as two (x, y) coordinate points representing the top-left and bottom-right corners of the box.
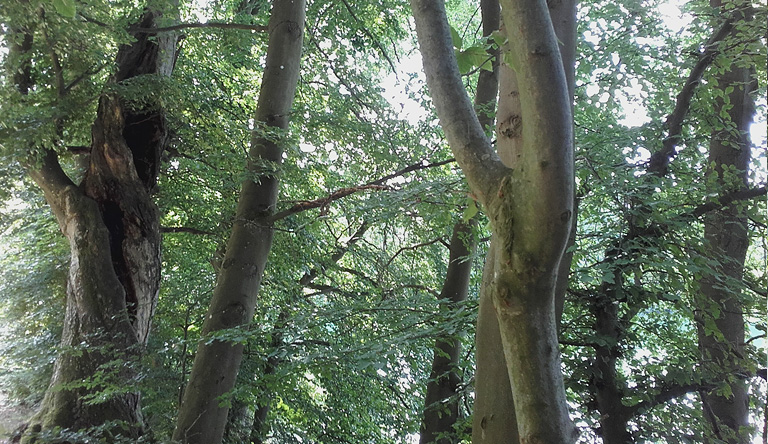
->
(696, 3), (754, 441)
(410, 0), (577, 442)
(420, 221), (477, 444)
(173, 2), (306, 442)
(11, 9), (178, 442)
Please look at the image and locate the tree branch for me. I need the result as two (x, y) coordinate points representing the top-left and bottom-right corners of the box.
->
(269, 185), (389, 222)
(160, 226), (216, 236)
(627, 382), (716, 417)
(688, 186), (767, 219)
(337, 0), (397, 73)
(133, 22), (268, 34)
(647, 15), (736, 177)
(270, 156), (456, 222)
(410, 0), (507, 204)
(365, 156), (455, 186)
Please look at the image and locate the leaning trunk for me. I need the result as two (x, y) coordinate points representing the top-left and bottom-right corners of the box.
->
(13, 10), (177, 442)
(173, 2), (306, 442)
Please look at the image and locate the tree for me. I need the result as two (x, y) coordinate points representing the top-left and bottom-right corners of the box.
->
(1, 0), (765, 442)
(420, 220), (477, 444)
(3, 2), (179, 440)
(696, 1), (756, 441)
(411, 0), (578, 442)
(173, 1), (306, 442)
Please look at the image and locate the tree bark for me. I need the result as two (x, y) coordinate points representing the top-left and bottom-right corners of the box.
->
(410, 0), (578, 442)
(696, 4), (754, 442)
(8, 9), (178, 442)
(420, 220), (477, 444)
(173, 3), (305, 441)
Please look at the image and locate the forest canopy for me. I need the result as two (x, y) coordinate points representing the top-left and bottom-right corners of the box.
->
(0, 0), (766, 443)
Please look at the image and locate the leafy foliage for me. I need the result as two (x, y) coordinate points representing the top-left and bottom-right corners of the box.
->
(0, 0), (765, 442)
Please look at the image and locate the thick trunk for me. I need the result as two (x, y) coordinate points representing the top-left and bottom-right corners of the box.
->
(696, 5), (754, 441)
(420, 221), (477, 444)
(13, 9), (177, 442)
(173, 3), (305, 441)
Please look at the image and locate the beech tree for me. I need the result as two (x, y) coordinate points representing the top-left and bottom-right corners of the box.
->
(172, 0), (306, 442)
(1, 0), (765, 443)
(696, 1), (756, 441)
(3, 2), (179, 441)
(411, 0), (578, 441)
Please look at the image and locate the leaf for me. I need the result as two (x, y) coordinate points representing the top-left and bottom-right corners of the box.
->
(490, 30), (506, 46)
(462, 199), (478, 222)
(450, 25), (462, 49)
(52, 0), (76, 18)
(456, 46), (492, 74)
(456, 49), (472, 74)
(463, 46), (492, 71)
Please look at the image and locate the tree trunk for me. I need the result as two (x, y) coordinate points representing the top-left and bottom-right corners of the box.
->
(696, 4), (754, 442)
(173, 3), (306, 441)
(420, 221), (477, 444)
(9, 9), (178, 442)
(411, 0), (578, 441)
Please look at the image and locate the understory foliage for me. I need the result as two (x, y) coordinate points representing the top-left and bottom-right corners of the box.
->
(0, 0), (765, 442)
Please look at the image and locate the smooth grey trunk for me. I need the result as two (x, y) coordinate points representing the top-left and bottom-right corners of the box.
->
(473, 243), (519, 444)
(9, 9), (178, 442)
(172, 2), (305, 443)
(420, 221), (477, 444)
(696, 3), (754, 441)
(467, 1), (523, 442)
(411, 0), (577, 441)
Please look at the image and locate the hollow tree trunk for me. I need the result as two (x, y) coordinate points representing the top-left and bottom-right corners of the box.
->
(11, 10), (178, 443)
(696, 4), (754, 442)
(173, 2), (306, 442)
(420, 220), (477, 444)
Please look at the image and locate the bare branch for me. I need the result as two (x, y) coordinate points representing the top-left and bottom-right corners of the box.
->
(385, 237), (445, 269)
(134, 22), (268, 34)
(365, 157), (455, 187)
(270, 185), (389, 222)
(160, 226), (216, 236)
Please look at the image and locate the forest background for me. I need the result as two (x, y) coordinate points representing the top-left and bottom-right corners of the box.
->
(0, 0), (766, 443)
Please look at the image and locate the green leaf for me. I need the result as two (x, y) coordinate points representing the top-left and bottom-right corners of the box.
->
(450, 25), (462, 50)
(462, 46), (492, 71)
(52, 0), (76, 18)
(462, 199), (478, 222)
(490, 30), (506, 46)
(455, 49), (472, 74)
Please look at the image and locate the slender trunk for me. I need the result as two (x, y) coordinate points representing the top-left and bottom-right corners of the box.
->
(589, 278), (632, 444)
(173, 2), (305, 443)
(9, 9), (178, 442)
(420, 221), (477, 444)
(696, 4), (754, 442)
(473, 243), (520, 444)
